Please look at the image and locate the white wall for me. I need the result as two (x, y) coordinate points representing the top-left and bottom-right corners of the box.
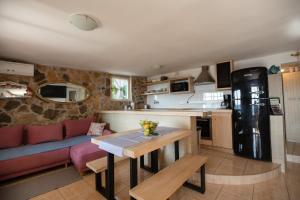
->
(147, 51), (298, 108)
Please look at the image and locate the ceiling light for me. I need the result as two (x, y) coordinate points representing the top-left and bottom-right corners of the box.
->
(69, 14), (98, 31)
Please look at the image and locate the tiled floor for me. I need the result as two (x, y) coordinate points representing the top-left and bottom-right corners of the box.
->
(30, 159), (300, 200)
(199, 147), (279, 175)
(286, 141), (300, 156)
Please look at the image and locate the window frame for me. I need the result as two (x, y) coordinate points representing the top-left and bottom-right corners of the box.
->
(110, 75), (132, 102)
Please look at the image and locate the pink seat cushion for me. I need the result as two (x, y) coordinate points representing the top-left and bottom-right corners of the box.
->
(64, 117), (94, 139)
(70, 141), (107, 173)
(0, 125), (24, 149)
(26, 123), (63, 144)
(0, 148), (70, 181)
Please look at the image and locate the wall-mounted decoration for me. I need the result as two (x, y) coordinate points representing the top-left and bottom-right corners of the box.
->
(268, 65), (280, 74)
(0, 81), (32, 99)
(36, 82), (90, 103)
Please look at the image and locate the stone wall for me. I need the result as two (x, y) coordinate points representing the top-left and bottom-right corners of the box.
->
(0, 64), (147, 127)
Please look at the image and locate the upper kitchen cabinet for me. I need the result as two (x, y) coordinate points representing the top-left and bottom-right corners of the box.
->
(216, 60), (233, 89)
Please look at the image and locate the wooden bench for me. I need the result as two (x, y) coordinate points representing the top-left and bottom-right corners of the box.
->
(129, 154), (207, 200)
(86, 156), (127, 197)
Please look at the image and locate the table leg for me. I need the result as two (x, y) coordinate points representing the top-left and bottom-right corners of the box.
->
(151, 150), (159, 173)
(174, 140), (179, 160)
(140, 150), (159, 173)
(106, 153), (115, 200)
(130, 158), (138, 200)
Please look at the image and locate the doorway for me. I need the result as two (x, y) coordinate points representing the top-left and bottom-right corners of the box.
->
(282, 62), (300, 163)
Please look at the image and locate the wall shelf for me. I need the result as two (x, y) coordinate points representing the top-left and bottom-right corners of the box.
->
(141, 91), (169, 96)
(145, 77), (194, 95)
(145, 80), (169, 86)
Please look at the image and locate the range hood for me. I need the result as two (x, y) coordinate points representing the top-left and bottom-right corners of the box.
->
(194, 66), (215, 85)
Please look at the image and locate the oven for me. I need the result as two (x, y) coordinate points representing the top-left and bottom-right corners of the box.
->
(196, 116), (212, 140)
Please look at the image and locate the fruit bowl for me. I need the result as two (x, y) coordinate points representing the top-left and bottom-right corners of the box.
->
(139, 120), (159, 136)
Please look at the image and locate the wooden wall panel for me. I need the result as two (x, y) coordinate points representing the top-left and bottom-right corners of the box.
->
(283, 71), (300, 142)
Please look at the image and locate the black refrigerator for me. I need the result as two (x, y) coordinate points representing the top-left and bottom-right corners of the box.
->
(231, 67), (271, 161)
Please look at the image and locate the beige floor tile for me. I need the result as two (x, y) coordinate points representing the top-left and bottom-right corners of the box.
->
(214, 157), (247, 175)
(18, 148), (300, 200)
(285, 162), (300, 182)
(216, 185), (253, 200)
(214, 164), (245, 175)
(116, 187), (131, 200)
(178, 183), (223, 200)
(83, 172), (128, 194)
(169, 187), (186, 200)
(285, 162), (300, 200)
(244, 160), (278, 175)
(286, 177), (300, 200)
(69, 190), (106, 200)
(30, 190), (64, 200)
(82, 173), (95, 187)
(205, 156), (224, 174)
(58, 180), (95, 200)
(199, 148), (228, 159)
(253, 175), (289, 200)
(224, 154), (248, 164)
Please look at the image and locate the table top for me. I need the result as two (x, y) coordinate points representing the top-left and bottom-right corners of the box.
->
(91, 127), (191, 158)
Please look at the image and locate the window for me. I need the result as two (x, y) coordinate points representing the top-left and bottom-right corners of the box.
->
(111, 76), (131, 101)
(203, 92), (223, 101)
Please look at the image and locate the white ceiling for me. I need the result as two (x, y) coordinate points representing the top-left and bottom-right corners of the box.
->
(0, 0), (300, 76)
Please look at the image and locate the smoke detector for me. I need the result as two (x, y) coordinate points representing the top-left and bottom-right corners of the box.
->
(69, 14), (98, 31)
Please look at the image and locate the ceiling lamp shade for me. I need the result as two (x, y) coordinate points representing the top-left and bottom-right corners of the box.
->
(68, 14), (98, 31)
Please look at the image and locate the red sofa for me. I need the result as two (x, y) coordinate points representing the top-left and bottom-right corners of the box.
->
(0, 117), (111, 181)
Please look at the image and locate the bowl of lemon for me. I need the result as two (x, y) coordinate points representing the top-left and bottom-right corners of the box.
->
(139, 120), (159, 136)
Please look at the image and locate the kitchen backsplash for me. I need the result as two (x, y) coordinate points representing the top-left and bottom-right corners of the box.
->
(146, 51), (297, 109)
(147, 83), (231, 109)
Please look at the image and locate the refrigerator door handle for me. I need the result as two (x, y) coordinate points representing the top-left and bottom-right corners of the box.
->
(249, 91), (265, 94)
(249, 103), (265, 106)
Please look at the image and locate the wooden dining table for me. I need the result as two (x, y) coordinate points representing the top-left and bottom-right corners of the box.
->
(91, 127), (191, 200)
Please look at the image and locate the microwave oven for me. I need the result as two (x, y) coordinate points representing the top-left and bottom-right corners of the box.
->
(170, 80), (189, 92)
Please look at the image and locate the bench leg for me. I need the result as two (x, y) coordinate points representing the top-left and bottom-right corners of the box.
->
(174, 141), (179, 161)
(130, 158), (138, 200)
(200, 165), (205, 193)
(183, 164), (205, 193)
(95, 172), (107, 197)
(140, 150), (159, 173)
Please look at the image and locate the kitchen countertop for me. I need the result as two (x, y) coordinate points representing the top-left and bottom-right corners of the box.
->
(99, 108), (232, 117)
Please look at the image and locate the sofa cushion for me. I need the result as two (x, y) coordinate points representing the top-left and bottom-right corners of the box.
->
(64, 117), (94, 138)
(0, 148), (70, 181)
(70, 141), (107, 173)
(0, 125), (24, 149)
(26, 123), (63, 144)
(0, 135), (92, 161)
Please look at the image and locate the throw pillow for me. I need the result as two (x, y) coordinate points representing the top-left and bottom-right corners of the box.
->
(87, 122), (106, 136)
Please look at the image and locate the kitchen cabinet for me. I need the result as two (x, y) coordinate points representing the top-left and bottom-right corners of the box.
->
(212, 112), (232, 149)
(216, 60), (233, 89)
